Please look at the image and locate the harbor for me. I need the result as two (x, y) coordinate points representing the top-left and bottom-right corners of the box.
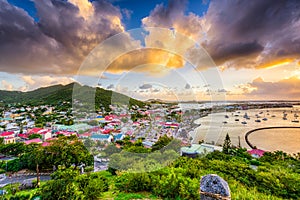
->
(192, 105), (300, 154)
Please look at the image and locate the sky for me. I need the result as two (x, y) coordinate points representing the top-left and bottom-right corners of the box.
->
(0, 0), (300, 101)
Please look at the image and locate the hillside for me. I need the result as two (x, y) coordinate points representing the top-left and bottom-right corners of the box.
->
(0, 83), (145, 110)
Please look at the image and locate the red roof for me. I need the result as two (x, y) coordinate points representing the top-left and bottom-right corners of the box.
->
(79, 133), (92, 137)
(4, 137), (15, 140)
(28, 128), (42, 134)
(0, 131), (14, 137)
(42, 142), (50, 147)
(247, 149), (266, 157)
(24, 138), (42, 145)
(18, 133), (29, 138)
(56, 131), (77, 136)
(39, 130), (51, 135)
(102, 129), (111, 134)
(90, 127), (101, 132)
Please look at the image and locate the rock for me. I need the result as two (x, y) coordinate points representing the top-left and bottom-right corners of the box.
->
(200, 174), (231, 200)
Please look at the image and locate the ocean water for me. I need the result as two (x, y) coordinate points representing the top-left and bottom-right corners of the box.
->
(192, 106), (300, 154)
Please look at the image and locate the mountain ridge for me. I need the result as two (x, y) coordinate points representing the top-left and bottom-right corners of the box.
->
(0, 82), (145, 110)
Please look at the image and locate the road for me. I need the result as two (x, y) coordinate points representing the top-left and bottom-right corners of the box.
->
(0, 175), (51, 188)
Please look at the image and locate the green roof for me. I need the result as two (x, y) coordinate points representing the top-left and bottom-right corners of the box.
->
(181, 144), (215, 154)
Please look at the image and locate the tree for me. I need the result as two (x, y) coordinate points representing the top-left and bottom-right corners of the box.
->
(29, 134), (42, 140)
(223, 133), (231, 154)
(152, 135), (173, 152)
(41, 167), (109, 200)
(43, 136), (93, 169)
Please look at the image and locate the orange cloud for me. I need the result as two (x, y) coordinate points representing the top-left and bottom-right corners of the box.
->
(256, 58), (295, 69)
(69, 0), (94, 20)
(245, 76), (300, 100)
(106, 48), (185, 74)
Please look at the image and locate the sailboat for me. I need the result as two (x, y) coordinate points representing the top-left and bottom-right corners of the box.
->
(292, 111), (299, 123)
(283, 112), (287, 120)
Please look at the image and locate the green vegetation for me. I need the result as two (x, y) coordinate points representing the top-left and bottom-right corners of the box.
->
(223, 133), (231, 154)
(0, 134), (298, 199)
(40, 167), (109, 200)
(0, 136), (93, 174)
(0, 82), (146, 110)
(28, 134), (42, 140)
(3, 147), (300, 200)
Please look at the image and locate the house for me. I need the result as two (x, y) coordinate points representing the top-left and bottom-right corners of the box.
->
(247, 149), (265, 158)
(28, 128), (52, 141)
(55, 131), (77, 137)
(113, 133), (124, 141)
(18, 133), (29, 139)
(181, 143), (223, 158)
(52, 123), (90, 132)
(91, 134), (113, 143)
(0, 131), (16, 143)
(78, 132), (91, 139)
(3, 137), (16, 144)
(142, 140), (155, 148)
(24, 138), (42, 145)
(0, 131), (15, 138)
(38, 129), (52, 141)
(28, 128), (42, 134)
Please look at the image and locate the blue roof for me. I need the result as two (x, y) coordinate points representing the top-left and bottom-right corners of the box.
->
(114, 133), (124, 140)
(91, 134), (110, 139)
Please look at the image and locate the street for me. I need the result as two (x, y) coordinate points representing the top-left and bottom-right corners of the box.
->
(0, 175), (51, 188)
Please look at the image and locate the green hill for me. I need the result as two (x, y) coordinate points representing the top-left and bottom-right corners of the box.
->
(0, 83), (145, 110)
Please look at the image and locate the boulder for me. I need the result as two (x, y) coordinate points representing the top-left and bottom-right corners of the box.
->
(200, 174), (231, 200)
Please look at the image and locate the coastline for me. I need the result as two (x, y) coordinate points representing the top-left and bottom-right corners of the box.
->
(190, 105), (300, 153)
(244, 126), (300, 149)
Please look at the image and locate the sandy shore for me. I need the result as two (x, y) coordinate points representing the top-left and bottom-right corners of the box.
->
(192, 106), (300, 153)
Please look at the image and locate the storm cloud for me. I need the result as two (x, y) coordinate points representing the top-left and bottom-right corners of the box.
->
(0, 0), (124, 75)
(143, 0), (300, 69)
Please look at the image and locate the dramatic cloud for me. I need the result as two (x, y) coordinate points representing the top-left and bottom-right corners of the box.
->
(143, 0), (300, 70)
(0, 0), (124, 75)
(203, 0), (300, 69)
(1, 80), (13, 91)
(242, 76), (300, 100)
(142, 0), (205, 41)
(21, 75), (74, 91)
(106, 49), (184, 75)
